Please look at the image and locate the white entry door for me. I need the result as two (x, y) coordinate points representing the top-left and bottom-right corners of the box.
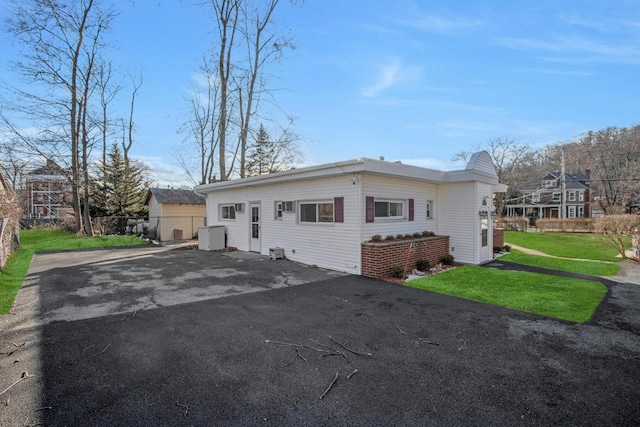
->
(250, 203), (261, 252)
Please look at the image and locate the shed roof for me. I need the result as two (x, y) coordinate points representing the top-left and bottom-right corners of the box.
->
(145, 188), (205, 206)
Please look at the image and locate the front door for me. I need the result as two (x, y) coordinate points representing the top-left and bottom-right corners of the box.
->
(250, 203), (261, 252)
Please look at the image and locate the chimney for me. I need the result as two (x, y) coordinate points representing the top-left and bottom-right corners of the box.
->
(584, 169), (591, 217)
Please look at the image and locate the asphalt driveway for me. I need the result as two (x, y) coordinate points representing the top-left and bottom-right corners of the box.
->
(1, 246), (640, 426)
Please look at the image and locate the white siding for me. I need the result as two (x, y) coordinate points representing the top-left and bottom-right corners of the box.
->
(437, 182), (478, 264)
(361, 175), (438, 239)
(204, 175), (361, 274)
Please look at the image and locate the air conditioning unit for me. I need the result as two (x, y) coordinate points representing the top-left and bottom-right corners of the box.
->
(283, 201), (295, 213)
(235, 203), (244, 213)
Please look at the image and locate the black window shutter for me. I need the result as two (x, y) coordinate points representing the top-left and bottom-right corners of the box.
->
(366, 196), (374, 223)
(334, 197), (344, 223)
(408, 198), (414, 221)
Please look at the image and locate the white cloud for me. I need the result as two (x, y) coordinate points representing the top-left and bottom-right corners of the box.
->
(361, 59), (401, 97)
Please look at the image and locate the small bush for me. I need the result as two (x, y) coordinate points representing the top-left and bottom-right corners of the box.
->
(493, 246), (503, 253)
(440, 254), (455, 266)
(416, 260), (431, 271)
(404, 233), (413, 239)
(503, 245), (511, 252)
(390, 265), (406, 279)
(422, 231), (431, 237)
(413, 232), (422, 238)
(396, 234), (405, 240)
(384, 235), (395, 241)
(370, 234), (382, 242)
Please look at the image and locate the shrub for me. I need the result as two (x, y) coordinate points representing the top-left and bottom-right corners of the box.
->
(396, 234), (405, 240)
(413, 232), (422, 238)
(503, 245), (511, 252)
(440, 254), (455, 266)
(370, 234), (382, 242)
(416, 259), (431, 271)
(404, 233), (413, 239)
(422, 231), (431, 237)
(493, 246), (503, 254)
(390, 265), (406, 279)
(384, 235), (395, 241)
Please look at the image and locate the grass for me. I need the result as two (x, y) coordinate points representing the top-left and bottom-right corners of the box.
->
(504, 231), (629, 262)
(407, 266), (607, 323)
(500, 249), (621, 276)
(0, 229), (145, 315)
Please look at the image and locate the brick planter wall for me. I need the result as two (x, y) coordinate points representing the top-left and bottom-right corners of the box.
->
(493, 228), (504, 249)
(361, 236), (450, 279)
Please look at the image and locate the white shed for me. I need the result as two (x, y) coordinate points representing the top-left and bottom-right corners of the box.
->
(195, 151), (506, 275)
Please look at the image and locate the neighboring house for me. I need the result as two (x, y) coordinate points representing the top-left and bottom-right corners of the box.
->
(505, 171), (591, 220)
(145, 188), (206, 241)
(25, 160), (73, 219)
(195, 151), (507, 276)
(0, 174), (20, 270)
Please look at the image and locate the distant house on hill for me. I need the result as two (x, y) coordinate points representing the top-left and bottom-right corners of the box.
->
(145, 188), (206, 241)
(25, 160), (73, 219)
(505, 170), (591, 220)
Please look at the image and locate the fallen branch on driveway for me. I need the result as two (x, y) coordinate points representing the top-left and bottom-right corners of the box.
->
(0, 371), (32, 397)
(328, 336), (372, 357)
(319, 371), (339, 399)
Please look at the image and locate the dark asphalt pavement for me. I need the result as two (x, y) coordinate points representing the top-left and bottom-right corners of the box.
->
(1, 247), (640, 426)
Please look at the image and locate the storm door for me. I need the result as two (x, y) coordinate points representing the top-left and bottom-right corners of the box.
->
(250, 203), (261, 252)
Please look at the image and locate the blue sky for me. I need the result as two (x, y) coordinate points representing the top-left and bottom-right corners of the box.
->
(2, 0), (639, 186)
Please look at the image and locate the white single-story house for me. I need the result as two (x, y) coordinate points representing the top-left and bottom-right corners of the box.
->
(145, 188), (206, 241)
(195, 151), (506, 276)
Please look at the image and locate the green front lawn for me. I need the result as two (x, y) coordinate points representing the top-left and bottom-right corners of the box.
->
(504, 231), (628, 262)
(500, 249), (620, 276)
(0, 229), (145, 315)
(407, 266), (607, 323)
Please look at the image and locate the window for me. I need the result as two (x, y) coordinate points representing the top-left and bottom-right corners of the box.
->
(568, 206), (576, 218)
(275, 201), (283, 219)
(568, 191), (576, 202)
(300, 201), (334, 223)
(532, 192), (540, 203)
(374, 200), (404, 219)
(220, 204), (236, 220)
(579, 191), (584, 202)
(552, 192), (561, 201)
(543, 179), (556, 187)
(426, 200), (433, 219)
(578, 206), (584, 218)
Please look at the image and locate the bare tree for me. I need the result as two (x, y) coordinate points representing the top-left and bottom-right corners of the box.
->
(454, 137), (531, 215)
(123, 71), (143, 164)
(195, 0), (296, 181)
(5, 0), (118, 234)
(96, 59), (122, 173)
(579, 126), (640, 213)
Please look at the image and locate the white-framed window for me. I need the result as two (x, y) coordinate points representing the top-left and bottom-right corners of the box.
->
(275, 201), (283, 219)
(426, 200), (433, 219)
(552, 192), (561, 201)
(220, 204), (236, 220)
(299, 200), (334, 223)
(532, 192), (540, 203)
(543, 179), (555, 187)
(568, 191), (576, 202)
(374, 200), (404, 219)
(579, 191), (584, 202)
(568, 206), (576, 218)
(578, 206), (584, 218)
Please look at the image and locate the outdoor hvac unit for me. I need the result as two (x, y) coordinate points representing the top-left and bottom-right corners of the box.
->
(198, 225), (225, 251)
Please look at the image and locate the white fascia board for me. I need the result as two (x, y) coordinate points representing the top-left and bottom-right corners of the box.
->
(195, 157), (449, 194)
